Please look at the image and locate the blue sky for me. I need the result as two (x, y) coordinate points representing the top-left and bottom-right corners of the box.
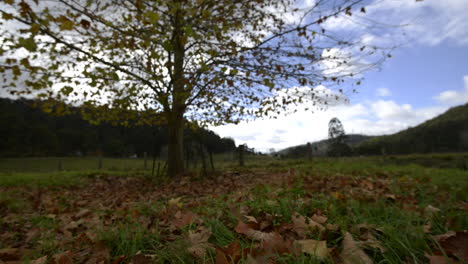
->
(212, 0), (468, 152)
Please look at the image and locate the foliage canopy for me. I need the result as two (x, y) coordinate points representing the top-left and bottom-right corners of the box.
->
(0, 0), (391, 175)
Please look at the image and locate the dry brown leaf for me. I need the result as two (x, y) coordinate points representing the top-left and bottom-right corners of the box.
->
(291, 212), (325, 236)
(244, 215), (258, 223)
(173, 211), (196, 228)
(424, 253), (455, 264)
(54, 252), (73, 264)
(215, 240), (242, 264)
(110, 255), (126, 264)
(425, 205), (441, 215)
(234, 220), (276, 241)
(215, 248), (230, 264)
(341, 232), (373, 264)
(326, 223), (340, 232)
(433, 231), (456, 241)
(384, 194), (396, 201)
(187, 227), (214, 258)
(0, 248), (21, 261)
(423, 223), (432, 233)
(30, 256), (48, 264)
(294, 240), (328, 258)
(245, 254), (271, 264)
(74, 208), (92, 219)
(168, 197), (183, 208)
(311, 214), (328, 224)
(260, 232), (295, 255)
(360, 240), (386, 253)
(64, 219), (85, 231)
(438, 231), (468, 261)
(25, 228), (41, 243)
(131, 254), (153, 264)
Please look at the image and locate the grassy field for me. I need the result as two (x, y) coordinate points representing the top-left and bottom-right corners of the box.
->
(0, 156), (467, 263)
(0, 153), (270, 173)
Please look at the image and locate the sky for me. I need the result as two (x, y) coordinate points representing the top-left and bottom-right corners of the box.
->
(211, 0), (468, 153)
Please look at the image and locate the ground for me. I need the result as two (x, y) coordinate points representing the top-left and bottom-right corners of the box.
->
(0, 157), (467, 263)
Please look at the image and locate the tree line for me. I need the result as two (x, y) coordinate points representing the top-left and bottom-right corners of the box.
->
(0, 98), (236, 158)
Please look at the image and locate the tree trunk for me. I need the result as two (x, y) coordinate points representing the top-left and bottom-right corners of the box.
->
(209, 149), (215, 171)
(199, 143), (207, 176)
(167, 112), (184, 177)
(166, 6), (186, 178)
(239, 145), (245, 167)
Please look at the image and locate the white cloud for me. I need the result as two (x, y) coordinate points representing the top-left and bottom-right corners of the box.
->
(211, 98), (447, 153)
(376, 88), (391, 97)
(434, 76), (468, 105)
(323, 0), (468, 47)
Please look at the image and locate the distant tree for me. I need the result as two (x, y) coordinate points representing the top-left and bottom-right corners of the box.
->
(1, 0), (393, 176)
(327, 117), (351, 156)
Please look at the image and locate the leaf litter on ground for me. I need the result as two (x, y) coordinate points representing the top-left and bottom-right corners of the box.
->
(0, 164), (466, 263)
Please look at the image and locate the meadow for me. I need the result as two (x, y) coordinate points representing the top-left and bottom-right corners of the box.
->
(0, 155), (467, 263)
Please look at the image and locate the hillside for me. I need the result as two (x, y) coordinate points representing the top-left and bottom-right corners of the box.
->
(278, 134), (374, 158)
(0, 98), (236, 158)
(355, 103), (468, 155)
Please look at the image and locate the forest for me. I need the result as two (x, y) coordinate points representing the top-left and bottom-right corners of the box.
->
(0, 98), (236, 158)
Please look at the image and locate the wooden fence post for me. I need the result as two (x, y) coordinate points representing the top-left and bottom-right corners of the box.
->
(239, 145), (245, 167)
(98, 155), (103, 170)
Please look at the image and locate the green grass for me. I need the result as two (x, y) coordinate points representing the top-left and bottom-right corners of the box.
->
(0, 157), (163, 173)
(0, 170), (149, 187)
(0, 155), (466, 263)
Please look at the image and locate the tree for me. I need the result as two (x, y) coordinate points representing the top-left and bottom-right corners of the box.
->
(0, 0), (391, 177)
(328, 117), (346, 142)
(328, 117), (351, 156)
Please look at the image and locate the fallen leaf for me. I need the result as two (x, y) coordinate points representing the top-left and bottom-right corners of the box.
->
(31, 256), (48, 264)
(361, 240), (386, 253)
(433, 231), (456, 241)
(341, 232), (373, 264)
(0, 248), (21, 261)
(294, 239), (328, 258)
(245, 254), (273, 264)
(172, 211), (196, 228)
(216, 240), (246, 264)
(168, 197), (183, 208)
(64, 219), (85, 231)
(384, 194), (396, 202)
(423, 222), (432, 233)
(187, 227), (214, 258)
(291, 212), (325, 237)
(234, 220), (275, 241)
(54, 252), (73, 264)
(326, 223), (340, 231)
(74, 208), (92, 219)
(311, 214), (328, 224)
(25, 228), (41, 243)
(244, 215), (258, 223)
(425, 205), (441, 215)
(424, 253), (454, 264)
(131, 254), (153, 264)
(260, 232), (295, 255)
(89, 240), (110, 263)
(438, 231), (468, 261)
(110, 255), (126, 264)
(215, 248), (230, 264)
